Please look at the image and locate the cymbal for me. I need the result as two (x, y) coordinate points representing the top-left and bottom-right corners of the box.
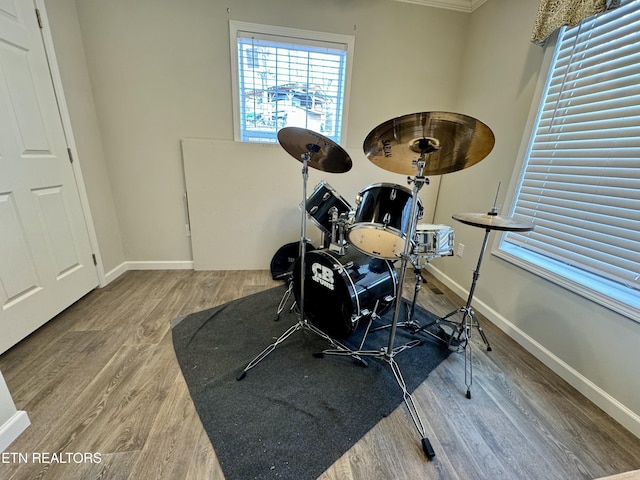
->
(277, 127), (352, 173)
(363, 112), (495, 175)
(452, 213), (534, 232)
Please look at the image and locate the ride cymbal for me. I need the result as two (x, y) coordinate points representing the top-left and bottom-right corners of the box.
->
(277, 127), (352, 173)
(452, 213), (534, 232)
(363, 112), (495, 175)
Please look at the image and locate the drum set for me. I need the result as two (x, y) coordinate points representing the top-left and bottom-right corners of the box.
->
(237, 111), (516, 459)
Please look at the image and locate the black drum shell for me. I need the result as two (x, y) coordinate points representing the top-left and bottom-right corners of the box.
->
(347, 183), (423, 259)
(292, 248), (397, 339)
(304, 181), (352, 234)
(269, 241), (316, 280)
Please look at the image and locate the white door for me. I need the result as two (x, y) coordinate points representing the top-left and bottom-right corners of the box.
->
(0, 0), (98, 353)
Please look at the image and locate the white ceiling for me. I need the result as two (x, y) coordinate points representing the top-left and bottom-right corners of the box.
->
(395, 0), (489, 13)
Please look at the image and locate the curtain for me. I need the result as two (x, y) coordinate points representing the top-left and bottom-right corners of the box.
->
(531, 0), (620, 45)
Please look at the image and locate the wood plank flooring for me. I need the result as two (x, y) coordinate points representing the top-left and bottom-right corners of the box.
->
(1, 269), (639, 479)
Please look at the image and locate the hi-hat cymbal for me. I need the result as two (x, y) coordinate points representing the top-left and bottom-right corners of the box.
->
(363, 112), (495, 175)
(452, 213), (534, 232)
(277, 127), (352, 173)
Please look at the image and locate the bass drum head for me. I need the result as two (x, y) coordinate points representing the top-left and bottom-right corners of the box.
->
(269, 241), (316, 280)
(292, 248), (397, 339)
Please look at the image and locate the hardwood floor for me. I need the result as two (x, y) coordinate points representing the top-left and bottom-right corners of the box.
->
(1, 269), (639, 479)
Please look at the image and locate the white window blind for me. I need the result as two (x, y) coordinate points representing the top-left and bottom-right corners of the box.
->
(230, 22), (352, 144)
(500, 0), (640, 315)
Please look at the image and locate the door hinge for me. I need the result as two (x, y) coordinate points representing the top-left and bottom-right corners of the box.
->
(67, 148), (73, 164)
(35, 8), (43, 29)
(91, 254), (97, 266)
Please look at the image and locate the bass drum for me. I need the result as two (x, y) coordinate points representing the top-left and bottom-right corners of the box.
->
(292, 248), (397, 339)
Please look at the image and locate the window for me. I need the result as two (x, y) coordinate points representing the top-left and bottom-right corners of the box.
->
(497, 0), (640, 320)
(229, 21), (354, 144)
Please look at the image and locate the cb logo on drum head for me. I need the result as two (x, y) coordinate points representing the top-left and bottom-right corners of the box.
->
(311, 262), (334, 290)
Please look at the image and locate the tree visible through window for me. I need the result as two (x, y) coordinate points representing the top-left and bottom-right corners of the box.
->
(230, 22), (353, 144)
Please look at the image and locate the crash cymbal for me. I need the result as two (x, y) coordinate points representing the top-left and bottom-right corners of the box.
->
(363, 112), (495, 175)
(452, 213), (534, 232)
(277, 127), (352, 173)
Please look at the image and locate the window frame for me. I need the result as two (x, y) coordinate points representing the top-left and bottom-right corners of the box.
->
(494, 9), (640, 322)
(229, 21), (355, 144)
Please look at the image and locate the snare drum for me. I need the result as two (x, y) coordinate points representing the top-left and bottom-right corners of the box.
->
(292, 248), (397, 339)
(347, 183), (423, 260)
(304, 181), (352, 235)
(413, 224), (454, 259)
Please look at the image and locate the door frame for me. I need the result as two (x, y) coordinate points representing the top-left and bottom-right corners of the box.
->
(35, 0), (105, 286)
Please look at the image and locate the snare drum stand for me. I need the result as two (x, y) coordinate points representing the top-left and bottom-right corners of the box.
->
(237, 146), (346, 381)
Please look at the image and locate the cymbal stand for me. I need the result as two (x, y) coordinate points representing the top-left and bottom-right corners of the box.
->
(319, 153), (438, 459)
(431, 213), (495, 399)
(238, 146), (347, 380)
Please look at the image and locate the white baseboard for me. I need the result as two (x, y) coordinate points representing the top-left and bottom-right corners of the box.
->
(104, 262), (129, 285)
(124, 260), (194, 271)
(426, 264), (640, 440)
(0, 411), (30, 452)
(103, 261), (194, 286)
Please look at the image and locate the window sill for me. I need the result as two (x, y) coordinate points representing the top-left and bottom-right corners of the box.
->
(495, 242), (640, 323)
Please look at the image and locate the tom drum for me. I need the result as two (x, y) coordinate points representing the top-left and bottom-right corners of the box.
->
(347, 183), (423, 260)
(304, 181), (352, 235)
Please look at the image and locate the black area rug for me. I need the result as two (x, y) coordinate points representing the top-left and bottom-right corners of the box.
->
(171, 286), (450, 480)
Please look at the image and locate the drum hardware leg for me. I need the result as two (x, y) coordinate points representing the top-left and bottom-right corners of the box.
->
(384, 159), (436, 457)
(274, 277), (294, 321)
(421, 226), (494, 398)
(463, 308), (473, 399)
(316, 298), (388, 367)
(356, 309), (375, 352)
(355, 296), (393, 351)
(412, 306), (466, 352)
(319, 340), (433, 457)
(240, 147), (342, 379)
(388, 355), (434, 458)
(369, 266), (423, 334)
(405, 266), (424, 330)
(236, 322), (302, 380)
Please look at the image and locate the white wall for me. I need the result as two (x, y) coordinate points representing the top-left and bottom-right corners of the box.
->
(431, 0), (640, 436)
(43, 0), (125, 280)
(68, 0), (468, 266)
